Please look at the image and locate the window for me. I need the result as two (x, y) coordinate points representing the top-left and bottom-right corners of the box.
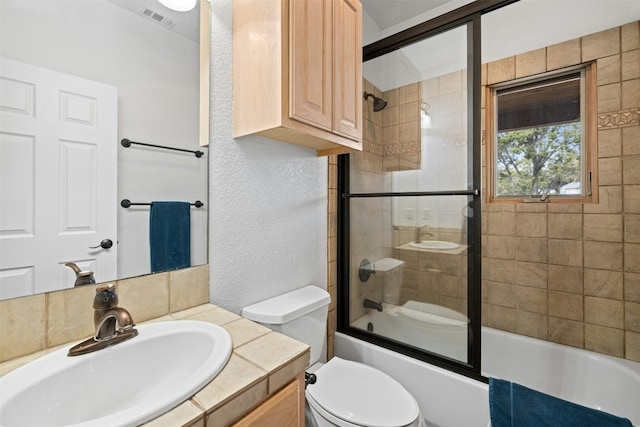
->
(486, 65), (597, 203)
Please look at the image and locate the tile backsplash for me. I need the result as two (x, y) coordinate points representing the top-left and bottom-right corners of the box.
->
(0, 265), (209, 363)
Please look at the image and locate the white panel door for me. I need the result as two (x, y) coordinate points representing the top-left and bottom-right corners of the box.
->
(0, 57), (117, 299)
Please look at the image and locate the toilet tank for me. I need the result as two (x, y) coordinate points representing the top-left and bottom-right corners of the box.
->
(241, 286), (330, 365)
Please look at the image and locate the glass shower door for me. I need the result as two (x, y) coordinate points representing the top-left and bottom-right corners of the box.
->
(340, 18), (481, 370)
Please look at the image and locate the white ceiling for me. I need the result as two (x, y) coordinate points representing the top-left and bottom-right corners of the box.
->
(361, 0), (454, 30)
(107, 0), (200, 43)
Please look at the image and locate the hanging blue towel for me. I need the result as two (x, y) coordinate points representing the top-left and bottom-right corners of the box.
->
(489, 378), (633, 427)
(149, 201), (191, 273)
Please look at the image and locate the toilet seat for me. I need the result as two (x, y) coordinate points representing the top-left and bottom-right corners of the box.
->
(305, 357), (420, 427)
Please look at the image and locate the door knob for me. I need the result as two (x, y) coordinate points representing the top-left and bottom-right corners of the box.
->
(90, 239), (113, 249)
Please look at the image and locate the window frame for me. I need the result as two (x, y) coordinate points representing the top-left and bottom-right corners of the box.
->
(485, 63), (598, 204)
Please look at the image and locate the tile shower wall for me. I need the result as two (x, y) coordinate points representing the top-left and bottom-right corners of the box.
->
(481, 21), (640, 363)
(329, 21), (640, 364)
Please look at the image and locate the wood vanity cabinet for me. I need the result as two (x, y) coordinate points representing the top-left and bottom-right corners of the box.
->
(233, 374), (305, 427)
(233, 0), (363, 156)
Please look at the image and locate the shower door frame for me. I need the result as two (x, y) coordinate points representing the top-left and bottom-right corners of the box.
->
(337, 0), (518, 381)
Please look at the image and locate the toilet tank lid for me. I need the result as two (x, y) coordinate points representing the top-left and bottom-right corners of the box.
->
(241, 286), (330, 325)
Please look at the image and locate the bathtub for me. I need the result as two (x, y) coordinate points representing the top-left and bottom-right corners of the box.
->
(340, 305), (640, 427)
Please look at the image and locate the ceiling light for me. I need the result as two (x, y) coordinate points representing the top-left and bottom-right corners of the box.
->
(158, 0), (197, 12)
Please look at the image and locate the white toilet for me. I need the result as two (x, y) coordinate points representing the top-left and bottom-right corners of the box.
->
(242, 285), (425, 427)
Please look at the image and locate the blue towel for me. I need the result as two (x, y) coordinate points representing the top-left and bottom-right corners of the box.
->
(149, 201), (191, 273)
(489, 378), (632, 427)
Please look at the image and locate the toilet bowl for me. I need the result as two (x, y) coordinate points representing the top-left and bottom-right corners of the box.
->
(242, 286), (425, 427)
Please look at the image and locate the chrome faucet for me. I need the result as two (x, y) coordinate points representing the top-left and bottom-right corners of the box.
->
(68, 283), (138, 356)
(363, 298), (383, 312)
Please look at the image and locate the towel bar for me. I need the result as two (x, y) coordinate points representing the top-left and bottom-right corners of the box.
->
(121, 199), (204, 208)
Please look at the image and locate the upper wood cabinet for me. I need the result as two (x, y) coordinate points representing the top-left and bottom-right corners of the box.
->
(233, 0), (363, 156)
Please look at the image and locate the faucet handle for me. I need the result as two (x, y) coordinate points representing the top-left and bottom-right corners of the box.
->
(94, 283), (119, 310)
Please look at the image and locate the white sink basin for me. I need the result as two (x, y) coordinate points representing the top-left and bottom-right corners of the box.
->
(409, 240), (460, 250)
(0, 320), (232, 427)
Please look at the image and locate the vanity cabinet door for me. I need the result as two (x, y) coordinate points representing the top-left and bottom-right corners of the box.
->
(232, 374), (305, 427)
(289, 0), (333, 132)
(332, 0), (362, 141)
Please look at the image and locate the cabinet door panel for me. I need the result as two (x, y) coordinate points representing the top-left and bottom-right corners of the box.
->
(332, 0), (362, 141)
(289, 0), (333, 131)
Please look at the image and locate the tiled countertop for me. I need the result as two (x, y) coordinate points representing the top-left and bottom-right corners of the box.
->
(0, 304), (310, 427)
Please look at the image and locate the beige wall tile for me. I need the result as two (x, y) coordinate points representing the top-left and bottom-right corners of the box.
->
(515, 212), (547, 237)
(0, 294), (46, 362)
(398, 82), (419, 103)
(597, 83), (621, 113)
(625, 243), (640, 273)
(627, 331), (640, 362)
(488, 211), (516, 235)
(622, 79), (640, 109)
(584, 241), (623, 271)
(585, 324), (624, 357)
(548, 265), (583, 294)
(169, 265), (209, 313)
(118, 273), (169, 324)
(548, 239), (583, 267)
(382, 105), (399, 127)
(487, 305), (517, 332)
(547, 203), (583, 213)
(516, 203), (548, 213)
(626, 214), (640, 243)
(584, 269), (623, 299)
(584, 186), (623, 214)
(623, 126), (640, 156)
(47, 285), (96, 347)
(486, 258), (516, 284)
(439, 71), (462, 94)
(547, 39), (581, 70)
(516, 48), (546, 78)
(516, 311), (548, 340)
(626, 272), (640, 302)
(622, 50), (640, 81)
(516, 261), (547, 289)
(624, 155), (640, 185)
(622, 21), (640, 52)
(626, 301), (640, 332)
(597, 55), (621, 85)
(487, 56), (515, 85)
(487, 281), (516, 307)
(516, 286), (547, 314)
(548, 213), (583, 239)
(549, 291), (583, 321)
(598, 157), (622, 186)
(585, 296), (624, 328)
(549, 316), (584, 348)
(598, 128), (622, 158)
(625, 185), (640, 213)
(516, 237), (548, 263)
(582, 27), (620, 62)
(583, 214), (623, 242)
(487, 235), (516, 259)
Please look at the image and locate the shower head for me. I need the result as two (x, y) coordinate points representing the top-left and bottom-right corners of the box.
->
(363, 92), (388, 112)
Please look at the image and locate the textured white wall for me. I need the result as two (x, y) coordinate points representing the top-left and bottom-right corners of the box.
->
(208, 0), (328, 314)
